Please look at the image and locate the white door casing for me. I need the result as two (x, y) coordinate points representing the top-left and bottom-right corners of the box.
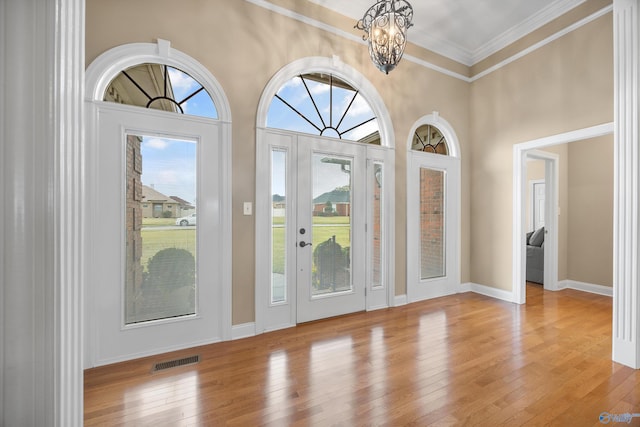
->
(256, 129), (391, 330)
(406, 114), (461, 303)
(90, 104), (223, 365)
(255, 57), (395, 333)
(85, 41), (232, 367)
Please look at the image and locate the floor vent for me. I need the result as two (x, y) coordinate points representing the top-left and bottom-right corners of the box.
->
(152, 355), (200, 372)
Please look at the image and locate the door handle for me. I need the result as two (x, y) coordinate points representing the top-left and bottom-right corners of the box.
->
(299, 241), (312, 248)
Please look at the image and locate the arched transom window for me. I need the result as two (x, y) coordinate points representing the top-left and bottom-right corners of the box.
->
(267, 73), (380, 143)
(412, 124), (449, 155)
(105, 63), (218, 119)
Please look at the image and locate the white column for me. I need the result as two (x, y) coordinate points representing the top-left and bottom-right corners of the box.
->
(613, 0), (640, 369)
(1, 0), (85, 425)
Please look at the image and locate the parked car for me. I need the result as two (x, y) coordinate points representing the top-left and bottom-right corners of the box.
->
(175, 213), (196, 226)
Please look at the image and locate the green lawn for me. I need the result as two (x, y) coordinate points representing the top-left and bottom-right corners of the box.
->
(142, 217), (176, 227)
(140, 228), (196, 271)
(139, 216), (349, 274)
(271, 219), (350, 274)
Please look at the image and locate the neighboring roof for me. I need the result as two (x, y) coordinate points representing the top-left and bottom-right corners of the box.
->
(142, 185), (182, 204)
(169, 195), (195, 208)
(313, 188), (350, 204)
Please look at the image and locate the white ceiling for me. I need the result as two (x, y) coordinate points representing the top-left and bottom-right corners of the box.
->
(307, 0), (588, 66)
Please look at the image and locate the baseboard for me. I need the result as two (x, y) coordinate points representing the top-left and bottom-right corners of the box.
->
(463, 282), (516, 303)
(394, 294), (408, 306)
(231, 322), (256, 340)
(558, 280), (613, 297)
(93, 337), (223, 368)
(459, 282), (472, 293)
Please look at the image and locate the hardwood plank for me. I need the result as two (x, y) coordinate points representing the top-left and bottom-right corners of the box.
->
(85, 284), (636, 426)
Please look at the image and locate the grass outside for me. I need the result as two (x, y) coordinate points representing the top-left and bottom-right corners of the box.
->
(271, 218), (350, 274)
(140, 228), (196, 271)
(139, 215), (349, 274)
(142, 218), (176, 227)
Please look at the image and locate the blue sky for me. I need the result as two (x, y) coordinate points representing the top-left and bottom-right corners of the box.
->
(141, 136), (197, 205)
(267, 75), (378, 141)
(138, 72), (375, 205)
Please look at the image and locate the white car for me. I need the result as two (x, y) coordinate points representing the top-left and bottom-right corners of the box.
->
(175, 213), (196, 226)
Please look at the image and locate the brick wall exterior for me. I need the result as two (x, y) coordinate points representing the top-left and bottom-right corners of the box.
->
(372, 166), (382, 287)
(125, 134), (143, 320)
(420, 168), (445, 279)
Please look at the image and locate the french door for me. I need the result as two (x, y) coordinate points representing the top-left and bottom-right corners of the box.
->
(88, 104), (224, 366)
(257, 130), (367, 329)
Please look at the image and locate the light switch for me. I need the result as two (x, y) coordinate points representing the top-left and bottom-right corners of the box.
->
(243, 202), (252, 215)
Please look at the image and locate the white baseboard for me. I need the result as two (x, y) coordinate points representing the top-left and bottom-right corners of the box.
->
(558, 280), (613, 297)
(231, 322), (256, 340)
(394, 294), (408, 306)
(459, 282), (472, 293)
(462, 282), (516, 303)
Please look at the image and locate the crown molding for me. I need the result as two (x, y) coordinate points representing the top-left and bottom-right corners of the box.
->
(471, 0), (588, 64)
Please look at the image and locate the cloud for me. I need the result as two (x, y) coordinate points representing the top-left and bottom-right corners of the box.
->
(341, 93), (372, 117)
(144, 138), (169, 150)
(344, 119), (379, 141)
(168, 68), (198, 100)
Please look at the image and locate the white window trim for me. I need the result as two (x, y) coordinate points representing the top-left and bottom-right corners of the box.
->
(256, 56), (395, 148)
(84, 40), (233, 366)
(406, 113), (462, 302)
(255, 57), (396, 334)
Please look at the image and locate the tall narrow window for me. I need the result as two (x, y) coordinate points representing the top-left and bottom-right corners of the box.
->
(372, 162), (384, 288)
(271, 149), (287, 304)
(419, 168), (445, 280)
(125, 134), (197, 324)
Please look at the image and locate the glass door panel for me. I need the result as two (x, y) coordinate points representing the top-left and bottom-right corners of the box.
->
(125, 134), (197, 324)
(372, 162), (383, 289)
(311, 153), (353, 297)
(296, 136), (365, 323)
(419, 168), (445, 280)
(271, 149), (287, 304)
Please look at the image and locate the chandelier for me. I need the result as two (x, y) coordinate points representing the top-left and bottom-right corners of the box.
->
(355, 0), (414, 74)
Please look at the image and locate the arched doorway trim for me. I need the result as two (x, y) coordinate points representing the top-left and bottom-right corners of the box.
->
(257, 56), (395, 148)
(84, 39), (233, 366)
(86, 39), (232, 122)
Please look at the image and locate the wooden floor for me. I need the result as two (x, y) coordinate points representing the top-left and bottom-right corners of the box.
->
(84, 284), (640, 426)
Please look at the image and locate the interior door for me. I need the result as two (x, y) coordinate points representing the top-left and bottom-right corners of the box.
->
(296, 135), (366, 322)
(533, 181), (546, 230)
(89, 104), (223, 366)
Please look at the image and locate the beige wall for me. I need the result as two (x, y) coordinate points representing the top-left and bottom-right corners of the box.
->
(567, 135), (614, 287)
(469, 12), (613, 291)
(85, 0), (613, 322)
(86, 0), (471, 324)
(524, 136), (613, 288)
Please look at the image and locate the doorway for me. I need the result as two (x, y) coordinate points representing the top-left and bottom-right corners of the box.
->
(513, 123), (614, 304)
(257, 130), (367, 327)
(524, 151), (559, 294)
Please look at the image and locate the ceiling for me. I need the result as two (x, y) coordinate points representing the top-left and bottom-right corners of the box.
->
(307, 0), (587, 66)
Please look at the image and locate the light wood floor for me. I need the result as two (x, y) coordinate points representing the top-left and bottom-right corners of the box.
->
(84, 284), (640, 426)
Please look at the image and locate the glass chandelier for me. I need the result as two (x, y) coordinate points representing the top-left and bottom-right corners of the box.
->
(355, 0), (414, 74)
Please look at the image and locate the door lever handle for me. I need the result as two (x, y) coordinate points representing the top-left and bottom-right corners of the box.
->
(299, 241), (312, 248)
